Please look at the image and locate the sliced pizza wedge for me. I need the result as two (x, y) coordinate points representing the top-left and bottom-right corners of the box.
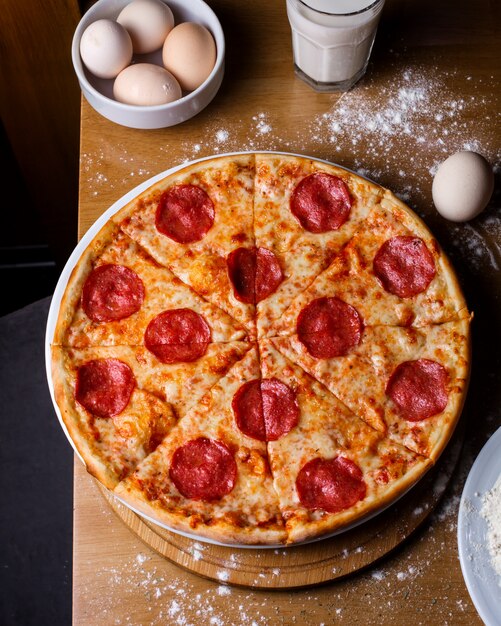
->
(254, 153), (383, 336)
(113, 154), (258, 335)
(54, 222), (247, 347)
(259, 340), (430, 544)
(271, 195), (468, 336)
(114, 347), (287, 545)
(53, 341), (250, 424)
(51, 346), (177, 489)
(271, 319), (470, 461)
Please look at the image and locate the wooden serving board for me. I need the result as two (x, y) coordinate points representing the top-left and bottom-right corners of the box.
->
(97, 420), (465, 590)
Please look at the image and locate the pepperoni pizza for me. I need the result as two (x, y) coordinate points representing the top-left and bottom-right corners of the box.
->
(51, 153), (471, 545)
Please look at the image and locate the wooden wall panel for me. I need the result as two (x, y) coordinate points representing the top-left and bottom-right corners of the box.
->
(0, 0), (82, 268)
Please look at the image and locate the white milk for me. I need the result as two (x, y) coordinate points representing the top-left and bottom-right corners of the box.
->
(286, 0), (386, 91)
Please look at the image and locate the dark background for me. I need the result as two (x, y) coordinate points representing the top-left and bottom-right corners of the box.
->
(0, 297), (73, 625)
(0, 1), (82, 624)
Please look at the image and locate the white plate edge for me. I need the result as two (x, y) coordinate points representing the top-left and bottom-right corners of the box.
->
(457, 425), (501, 626)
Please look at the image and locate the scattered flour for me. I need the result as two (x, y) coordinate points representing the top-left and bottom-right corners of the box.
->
(216, 569), (230, 581)
(217, 585), (232, 596)
(188, 541), (205, 561)
(253, 113), (272, 135)
(371, 569), (386, 581)
(480, 474), (501, 586)
(396, 565), (419, 582)
(215, 129), (229, 143)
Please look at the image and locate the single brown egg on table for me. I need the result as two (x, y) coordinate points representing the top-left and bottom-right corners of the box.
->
(162, 22), (216, 92)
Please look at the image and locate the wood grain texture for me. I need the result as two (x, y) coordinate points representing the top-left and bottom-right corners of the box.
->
(72, 0), (500, 622)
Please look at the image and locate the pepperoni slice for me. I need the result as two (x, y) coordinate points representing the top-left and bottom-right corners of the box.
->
(290, 172), (352, 233)
(232, 379), (266, 440)
(144, 309), (211, 363)
(296, 456), (367, 513)
(156, 184), (215, 244)
(261, 378), (300, 440)
(75, 358), (135, 418)
(232, 378), (299, 441)
(256, 248), (284, 303)
(227, 247), (255, 304)
(297, 297), (364, 359)
(169, 437), (237, 501)
(82, 264), (145, 322)
(373, 236), (436, 298)
(227, 247), (283, 304)
(386, 358), (449, 421)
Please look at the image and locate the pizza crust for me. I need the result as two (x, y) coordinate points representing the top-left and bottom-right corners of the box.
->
(53, 221), (121, 345)
(424, 317), (472, 463)
(114, 479), (287, 545)
(285, 455), (433, 544)
(52, 345), (178, 489)
(51, 345), (123, 488)
(381, 189), (469, 319)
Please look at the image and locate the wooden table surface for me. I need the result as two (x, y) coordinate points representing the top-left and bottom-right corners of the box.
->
(74, 0), (501, 623)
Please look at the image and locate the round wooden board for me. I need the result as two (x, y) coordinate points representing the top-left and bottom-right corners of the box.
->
(98, 421), (465, 590)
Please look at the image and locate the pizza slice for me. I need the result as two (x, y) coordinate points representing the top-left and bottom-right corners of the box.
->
(54, 222), (247, 347)
(259, 340), (430, 544)
(52, 345), (177, 489)
(114, 346), (287, 545)
(254, 153), (383, 336)
(113, 154), (258, 334)
(52, 341), (250, 425)
(271, 195), (468, 336)
(271, 318), (470, 460)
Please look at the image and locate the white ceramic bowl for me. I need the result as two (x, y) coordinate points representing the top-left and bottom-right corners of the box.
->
(72, 0), (225, 129)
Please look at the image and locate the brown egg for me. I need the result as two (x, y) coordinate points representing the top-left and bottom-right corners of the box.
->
(162, 22), (216, 92)
(117, 0), (174, 55)
(113, 63), (181, 106)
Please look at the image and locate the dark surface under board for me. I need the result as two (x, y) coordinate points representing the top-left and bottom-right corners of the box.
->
(0, 297), (72, 625)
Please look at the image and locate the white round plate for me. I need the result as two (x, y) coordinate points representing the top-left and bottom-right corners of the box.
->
(458, 425), (501, 626)
(46, 151), (432, 549)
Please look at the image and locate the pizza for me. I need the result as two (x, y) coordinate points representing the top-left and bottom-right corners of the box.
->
(50, 152), (471, 545)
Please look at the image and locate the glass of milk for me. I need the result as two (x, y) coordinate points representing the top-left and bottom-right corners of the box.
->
(286, 0), (386, 92)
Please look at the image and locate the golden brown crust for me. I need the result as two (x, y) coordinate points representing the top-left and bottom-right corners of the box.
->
(286, 455), (432, 544)
(426, 316), (472, 463)
(382, 189), (469, 318)
(110, 153), (256, 228)
(53, 221), (122, 345)
(52, 344), (179, 489)
(49, 152), (471, 545)
(51, 345), (120, 488)
(114, 479), (287, 546)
